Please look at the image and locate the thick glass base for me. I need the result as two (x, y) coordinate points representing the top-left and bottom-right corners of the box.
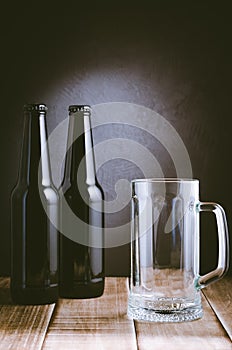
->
(11, 284), (59, 305)
(127, 296), (203, 323)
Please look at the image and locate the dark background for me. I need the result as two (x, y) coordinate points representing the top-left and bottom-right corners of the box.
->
(1, 1), (231, 276)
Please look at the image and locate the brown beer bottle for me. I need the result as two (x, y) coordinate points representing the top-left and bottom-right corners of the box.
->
(59, 105), (104, 298)
(11, 104), (59, 304)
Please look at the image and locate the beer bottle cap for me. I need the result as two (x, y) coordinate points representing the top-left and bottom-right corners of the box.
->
(69, 105), (91, 113)
(24, 104), (48, 112)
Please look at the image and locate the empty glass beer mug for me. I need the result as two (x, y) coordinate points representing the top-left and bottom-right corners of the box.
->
(128, 179), (229, 322)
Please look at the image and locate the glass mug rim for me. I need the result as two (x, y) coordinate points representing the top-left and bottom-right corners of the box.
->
(131, 178), (199, 184)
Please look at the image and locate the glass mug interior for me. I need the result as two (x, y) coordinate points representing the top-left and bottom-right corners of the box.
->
(128, 178), (229, 322)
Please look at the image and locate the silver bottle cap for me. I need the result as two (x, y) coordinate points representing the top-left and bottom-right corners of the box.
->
(69, 105), (91, 114)
(24, 104), (48, 112)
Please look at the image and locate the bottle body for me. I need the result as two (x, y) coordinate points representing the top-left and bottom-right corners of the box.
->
(11, 104), (59, 304)
(59, 105), (104, 298)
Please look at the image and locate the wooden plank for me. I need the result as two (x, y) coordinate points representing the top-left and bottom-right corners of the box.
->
(135, 292), (232, 350)
(203, 276), (232, 342)
(0, 277), (55, 350)
(1, 276), (231, 349)
(43, 278), (137, 350)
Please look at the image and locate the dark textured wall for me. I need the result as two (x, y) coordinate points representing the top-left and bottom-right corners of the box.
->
(1, 2), (231, 276)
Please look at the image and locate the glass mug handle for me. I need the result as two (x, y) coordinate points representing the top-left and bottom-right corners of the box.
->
(196, 202), (230, 288)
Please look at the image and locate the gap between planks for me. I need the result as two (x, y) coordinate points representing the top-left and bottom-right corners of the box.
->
(203, 276), (232, 342)
(0, 278), (55, 350)
(42, 278), (137, 350)
(135, 277), (232, 350)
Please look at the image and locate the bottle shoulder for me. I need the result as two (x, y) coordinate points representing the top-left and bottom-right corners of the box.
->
(87, 184), (104, 201)
(11, 184), (28, 201)
(11, 182), (59, 204)
(41, 186), (59, 204)
(59, 181), (104, 201)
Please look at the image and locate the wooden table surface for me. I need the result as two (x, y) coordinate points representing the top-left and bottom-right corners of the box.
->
(0, 277), (231, 349)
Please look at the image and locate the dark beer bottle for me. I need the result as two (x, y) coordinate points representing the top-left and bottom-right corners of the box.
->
(59, 105), (104, 298)
(11, 104), (59, 304)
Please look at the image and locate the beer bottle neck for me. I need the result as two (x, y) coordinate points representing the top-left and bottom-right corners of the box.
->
(63, 110), (96, 187)
(18, 110), (52, 187)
